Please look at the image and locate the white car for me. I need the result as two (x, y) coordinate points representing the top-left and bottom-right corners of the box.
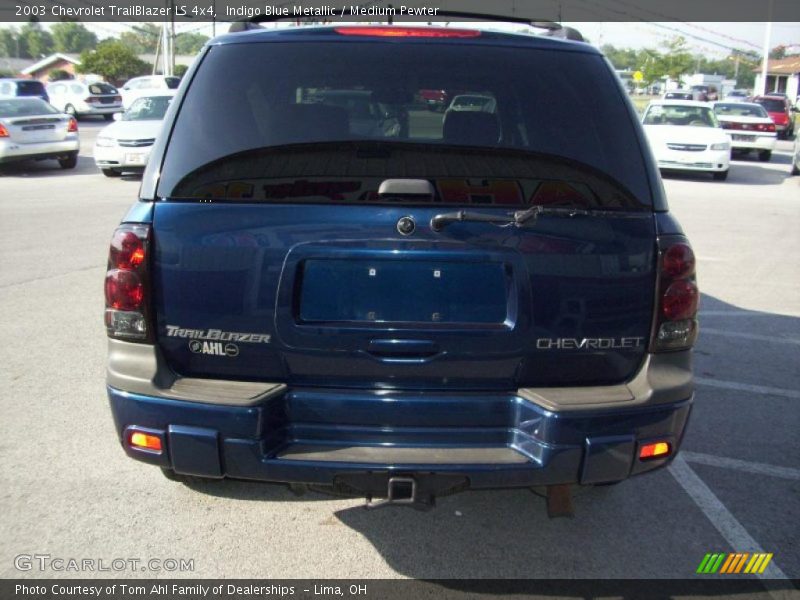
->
(447, 94), (497, 113)
(0, 97), (79, 169)
(713, 102), (777, 162)
(642, 100), (731, 181)
(93, 94), (174, 177)
(119, 75), (180, 109)
(46, 80), (123, 120)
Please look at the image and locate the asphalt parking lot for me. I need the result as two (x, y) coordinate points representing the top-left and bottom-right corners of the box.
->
(0, 119), (798, 587)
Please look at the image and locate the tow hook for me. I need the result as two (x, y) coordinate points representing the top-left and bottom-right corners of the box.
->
(365, 476), (435, 511)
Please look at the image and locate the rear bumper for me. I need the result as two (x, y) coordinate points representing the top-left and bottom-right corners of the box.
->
(728, 136), (777, 152)
(94, 145), (152, 170)
(0, 138), (79, 163)
(107, 344), (694, 490)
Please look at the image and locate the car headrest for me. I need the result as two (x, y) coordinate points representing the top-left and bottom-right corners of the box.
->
(266, 103), (350, 145)
(442, 111), (500, 146)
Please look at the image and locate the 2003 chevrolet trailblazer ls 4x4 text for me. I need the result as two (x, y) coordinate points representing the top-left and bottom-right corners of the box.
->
(104, 15), (699, 511)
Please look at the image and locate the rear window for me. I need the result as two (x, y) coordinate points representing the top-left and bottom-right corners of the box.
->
(644, 104), (719, 127)
(714, 103), (768, 118)
(0, 98), (58, 117)
(16, 81), (45, 96)
(755, 98), (785, 112)
(159, 41), (651, 207)
(88, 83), (117, 95)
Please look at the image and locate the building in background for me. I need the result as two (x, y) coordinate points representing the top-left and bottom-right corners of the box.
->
(754, 56), (800, 104)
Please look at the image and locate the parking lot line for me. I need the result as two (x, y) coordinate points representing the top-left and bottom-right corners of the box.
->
(700, 328), (800, 346)
(668, 456), (789, 583)
(681, 451), (800, 481)
(700, 311), (800, 318)
(694, 377), (800, 400)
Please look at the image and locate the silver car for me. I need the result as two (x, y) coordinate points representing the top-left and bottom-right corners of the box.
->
(0, 97), (80, 169)
(46, 81), (123, 120)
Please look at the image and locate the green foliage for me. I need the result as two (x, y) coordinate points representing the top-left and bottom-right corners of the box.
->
(118, 23), (161, 54)
(19, 22), (53, 58)
(48, 68), (72, 81)
(173, 64), (189, 78)
(602, 38), (761, 89)
(77, 41), (150, 84)
(0, 28), (22, 57)
(51, 22), (97, 54)
(174, 32), (208, 55)
(0, 68), (15, 78)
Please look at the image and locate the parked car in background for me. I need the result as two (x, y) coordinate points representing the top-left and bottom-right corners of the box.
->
(690, 85), (718, 101)
(0, 78), (49, 104)
(642, 100), (731, 180)
(94, 94), (174, 177)
(119, 75), (180, 109)
(0, 97), (79, 169)
(713, 101), (777, 162)
(447, 94), (497, 112)
(723, 89), (749, 102)
(418, 89), (448, 111)
(750, 95), (796, 139)
(46, 81), (123, 120)
(663, 91), (695, 101)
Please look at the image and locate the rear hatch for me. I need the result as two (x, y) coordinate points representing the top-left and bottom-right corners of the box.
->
(150, 32), (658, 391)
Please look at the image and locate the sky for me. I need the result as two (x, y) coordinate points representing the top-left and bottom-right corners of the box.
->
(1, 21), (798, 59)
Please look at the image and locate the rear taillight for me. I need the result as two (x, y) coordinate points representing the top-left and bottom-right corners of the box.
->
(105, 224), (151, 341)
(0, 123), (8, 137)
(759, 122), (777, 132)
(651, 238), (699, 352)
(113, 95), (122, 102)
(67, 117), (78, 133)
(84, 96), (96, 104)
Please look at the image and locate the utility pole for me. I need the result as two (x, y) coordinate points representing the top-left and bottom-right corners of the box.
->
(760, 0), (773, 95)
(161, 21), (171, 76)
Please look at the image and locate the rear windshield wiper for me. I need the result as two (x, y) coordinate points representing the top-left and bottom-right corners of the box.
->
(430, 205), (591, 231)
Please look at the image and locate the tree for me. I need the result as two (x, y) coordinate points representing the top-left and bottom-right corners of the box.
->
(48, 68), (73, 81)
(174, 32), (208, 55)
(77, 41), (149, 85)
(19, 22), (53, 58)
(118, 23), (160, 54)
(0, 28), (23, 58)
(52, 22), (97, 54)
(769, 45), (786, 60)
(174, 64), (189, 78)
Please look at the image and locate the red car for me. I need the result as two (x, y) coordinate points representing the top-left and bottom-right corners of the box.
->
(751, 95), (796, 139)
(418, 89), (448, 111)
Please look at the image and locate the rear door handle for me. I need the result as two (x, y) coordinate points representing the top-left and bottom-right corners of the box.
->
(367, 339), (440, 359)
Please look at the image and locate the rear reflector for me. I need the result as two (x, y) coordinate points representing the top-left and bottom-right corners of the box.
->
(0, 123), (8, 138)
(67, 117), (78, 133)
(639, 441), (671, 460)
(335, 26), (481, 38)
(129, 431), (162, 453)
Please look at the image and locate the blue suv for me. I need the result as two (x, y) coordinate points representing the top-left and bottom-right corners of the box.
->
(105, 20), (698, 509)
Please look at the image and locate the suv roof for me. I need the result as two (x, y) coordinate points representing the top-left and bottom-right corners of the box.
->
(212, 24), (596, 53)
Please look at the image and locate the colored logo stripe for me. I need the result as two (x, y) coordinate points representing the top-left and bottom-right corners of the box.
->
(699, 553), (774, 575)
